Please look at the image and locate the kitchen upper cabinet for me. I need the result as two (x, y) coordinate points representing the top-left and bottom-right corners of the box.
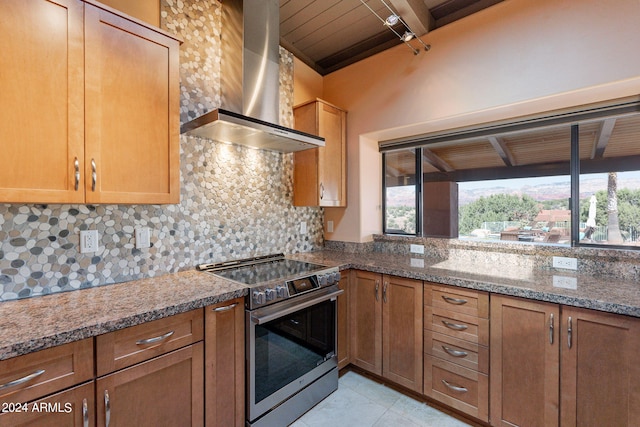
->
(0, 0), (180, 204)
(293, 99), (347, 207)
(0, 0), (85, 204)
(205, 298), (245, 427)
(560, 306), (640, 427)
(84, 2), (180, 204)
(490, 295), (560, 427)
(350, 270), (423, 392)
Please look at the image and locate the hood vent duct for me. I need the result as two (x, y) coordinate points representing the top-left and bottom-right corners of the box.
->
(180, 0), (324, 153)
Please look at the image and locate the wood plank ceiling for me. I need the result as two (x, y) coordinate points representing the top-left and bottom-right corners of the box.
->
(280, 0), (504, 75)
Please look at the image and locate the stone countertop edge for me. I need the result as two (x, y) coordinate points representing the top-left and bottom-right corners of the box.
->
(0, 270), (248, 361)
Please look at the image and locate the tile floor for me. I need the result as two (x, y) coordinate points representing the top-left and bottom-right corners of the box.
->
(290, 371), (475, 427)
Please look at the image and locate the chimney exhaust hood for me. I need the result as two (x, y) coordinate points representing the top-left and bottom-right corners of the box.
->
(180, 0), (324, 153)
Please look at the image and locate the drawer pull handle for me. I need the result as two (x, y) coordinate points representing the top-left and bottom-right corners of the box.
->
(549, 313), (554, 345)
(375, 280), (380, 302)
(442, 295), (468, 305)
(567, 316), (573, 349)
(74, 157), (80, 191)
(105, 390), (111, 427)
(0, 369), (45, 392)
(383, 281), (388, 304)
(442, 320), (468, 331)
(82, 398), (89, 427)
(441, 379), (468, 393)
(213, 303), (238, 312)
(136, 330), (174, 346)
(442, 345), (468, 358)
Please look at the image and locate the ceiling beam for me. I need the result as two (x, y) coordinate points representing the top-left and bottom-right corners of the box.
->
(388, 0), (435, 36)
(590, 118), (616, 159)
(488, 136), (516, 167)
(423, 149), (454, 172)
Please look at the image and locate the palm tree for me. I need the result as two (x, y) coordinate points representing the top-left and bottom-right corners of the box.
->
(607, 172), (624, 243)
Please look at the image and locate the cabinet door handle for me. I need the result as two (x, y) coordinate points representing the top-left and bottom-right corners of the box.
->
(441, 379), (467, 393)
(91, 159), (97, 192)
(82, 398), (89, 427)
(442, 345), (468, 358)
(320, 182), (324, 200)
(549, 313), (554, 345)
(567, 316), (573, 349)
(442, 295), (468, 305)
(74, 157), (80, 191)
(213, 303), (238, 313)
(442, 320), (468, 331)
(104, 390), (111, 427)
(135, 330), (174, 346)
(375, 280), (380, 301)
(0, 369), (45, 392)
(383, 281), (388, 303)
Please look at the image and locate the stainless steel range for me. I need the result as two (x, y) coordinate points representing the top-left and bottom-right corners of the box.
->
(198, 254), (342, 427)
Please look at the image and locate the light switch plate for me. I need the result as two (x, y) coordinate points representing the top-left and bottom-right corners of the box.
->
(80, 230), (99, 254)
(327, 220), (334, 233)
(135, 227), (151, 249)
(300, 221), (307, 234)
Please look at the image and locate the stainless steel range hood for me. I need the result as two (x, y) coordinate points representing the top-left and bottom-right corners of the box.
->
(180, 0), (324, 153)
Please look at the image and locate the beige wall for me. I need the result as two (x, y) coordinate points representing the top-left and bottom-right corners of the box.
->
(316, 0), (640, 243)
(293, 57), (324, 106)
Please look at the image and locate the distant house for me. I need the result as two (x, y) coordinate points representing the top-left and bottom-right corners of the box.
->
(535, 209), (571, 223)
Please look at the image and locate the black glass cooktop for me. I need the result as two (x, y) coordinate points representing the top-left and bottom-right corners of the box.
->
(208, 258), (328, 286)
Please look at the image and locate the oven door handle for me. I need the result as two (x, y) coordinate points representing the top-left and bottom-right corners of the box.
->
(251, 289), (343, 325)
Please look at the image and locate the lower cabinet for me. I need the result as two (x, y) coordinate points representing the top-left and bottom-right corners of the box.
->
(96, 344), (203, 427)
(204, 298), (245, 427)
(424, 284), (489, 422)
(350, 270), (423, 393)
(95, 309), (205, 427)
(490, 295), (640, 427)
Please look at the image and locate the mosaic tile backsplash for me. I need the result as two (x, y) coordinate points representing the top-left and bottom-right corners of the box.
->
(0, 0), (323, 301)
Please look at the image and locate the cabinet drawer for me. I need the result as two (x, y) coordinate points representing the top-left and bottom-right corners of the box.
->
(96, 309), (203, 376)
(0, 339), (93, 405)
(425, 307), (489, 346)
(424, 355), (488, 422)
(425, 330), (488, 374)
(425, 284), (488, 318)
(0, 381), (95, 426)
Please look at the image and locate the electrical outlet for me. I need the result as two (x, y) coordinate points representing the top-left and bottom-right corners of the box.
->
(553, 275), (578, 290)
(327, 220), (334, 233)
(135, 227), (151, 249)
(300, 221), (307, 234)
(410, 244), (424, 254)
(552, 256), (578, 270)
(80, 230), (99, 254)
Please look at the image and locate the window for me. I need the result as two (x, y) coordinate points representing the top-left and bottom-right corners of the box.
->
(381, 98), (640, 248)
(383, 149), (419, 235)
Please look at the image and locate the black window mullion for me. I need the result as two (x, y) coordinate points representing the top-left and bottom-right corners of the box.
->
(570, 124), (580, 246)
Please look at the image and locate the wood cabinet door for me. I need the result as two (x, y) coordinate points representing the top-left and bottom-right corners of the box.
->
(317, 102), (346, 207)
(350, 270), (382, 375)
(382, 275), (423, 393)
(84, 4), (180, 204)
(205, 299), (244, 427)
(0, 381), (95, 427)
(490, 295), (559, 427)
(96, 344), (203, 427)
(0, 0), (85, 203)
(560, 307), (640, 427)
(337, 271), (350, 369)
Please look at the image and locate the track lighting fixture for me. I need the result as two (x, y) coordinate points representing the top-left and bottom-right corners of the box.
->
(359, 0), (431, 55)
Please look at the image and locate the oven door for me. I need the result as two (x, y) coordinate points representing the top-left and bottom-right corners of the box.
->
(246, 285), (343, 423)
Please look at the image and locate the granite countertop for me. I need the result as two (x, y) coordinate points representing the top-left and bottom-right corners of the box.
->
(2, 249), (639, 360)
(0, 270), (247, 360)
(291, 251), (640, 318)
